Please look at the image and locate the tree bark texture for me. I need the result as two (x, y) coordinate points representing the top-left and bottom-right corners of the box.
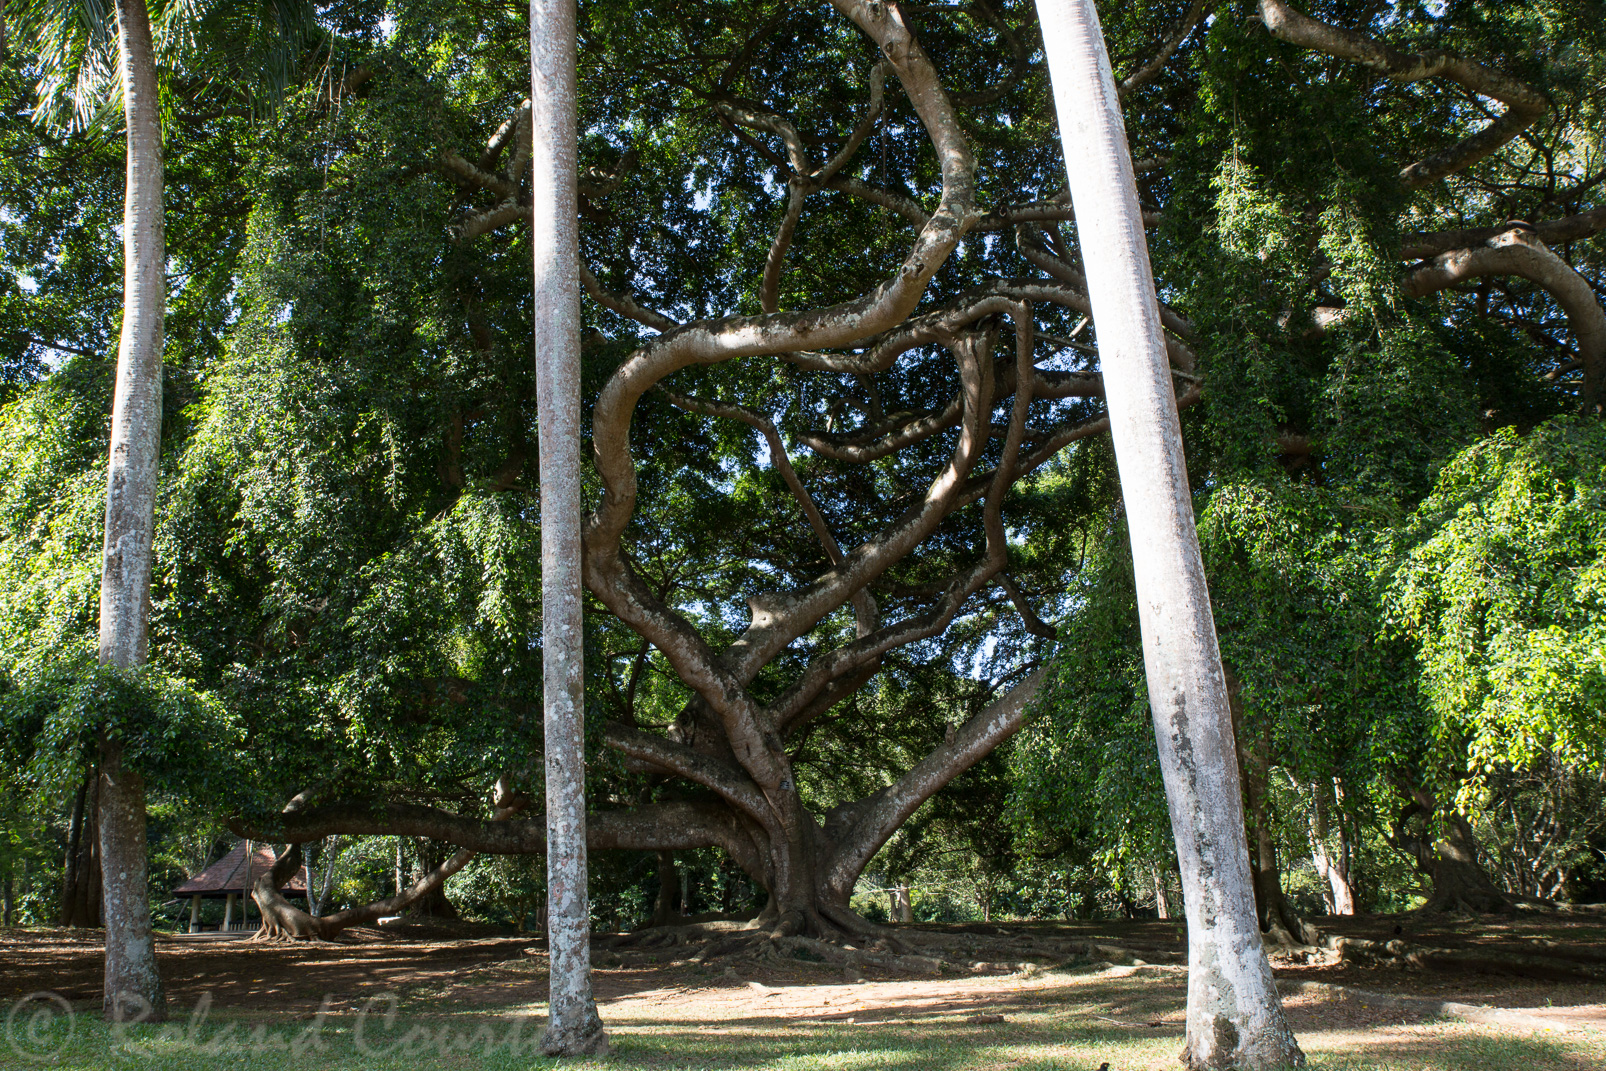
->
(99, 738), (164, 1021)
(1391, 789), (1511, 913)
(409, 839), (460, 917)
(97, 0), (167, 1025)
(1307, 780), (1356, 916)
(531, 0), (606, 1055)
(1034, 1), (1301, 1067)
(650, 851), (682, 927)
(61, 770), (103, 927)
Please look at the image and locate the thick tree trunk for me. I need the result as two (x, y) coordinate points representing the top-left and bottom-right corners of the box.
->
(250, 842), (477, 940)
(1426, 813), (1510, 912)
(243, 671), (1049, 950)
(99, 739), (164, 1021)
(409, 839), (459, 918)
(1034, 2), (1301, 1066)
(61, 771), (103, 927)
(532, 0), (605, 1055)
(1391, 789), (1510, 913)
(649, 851), (682, 927)
(96, 0), (167, 1025)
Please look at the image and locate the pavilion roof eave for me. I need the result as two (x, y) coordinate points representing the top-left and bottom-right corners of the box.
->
(171, 840), (308, 897)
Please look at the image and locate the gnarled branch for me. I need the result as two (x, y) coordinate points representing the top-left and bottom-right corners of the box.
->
(1403, 227), (1605, 407)
(1258, 0), (1547, 187)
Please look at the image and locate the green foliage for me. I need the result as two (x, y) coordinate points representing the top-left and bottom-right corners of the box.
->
(1010, 521), (1170, 875)
(0, 0), (1603, 925)
(1389, 418), (1606, 802)
(1, 657), (242, 801)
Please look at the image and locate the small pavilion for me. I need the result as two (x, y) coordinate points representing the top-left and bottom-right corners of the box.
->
(172, 840), (308, 933)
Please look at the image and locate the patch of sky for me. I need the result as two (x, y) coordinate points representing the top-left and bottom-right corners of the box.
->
(686, 168), (716, 212)
(965, 635), (1000, 680)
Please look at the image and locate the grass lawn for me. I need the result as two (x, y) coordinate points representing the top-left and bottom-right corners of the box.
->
(9, 987), (1602, 1071)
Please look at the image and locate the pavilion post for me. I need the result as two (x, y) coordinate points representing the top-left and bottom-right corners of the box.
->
(188, 894), (200, 933)
(223, 892), (234, 931)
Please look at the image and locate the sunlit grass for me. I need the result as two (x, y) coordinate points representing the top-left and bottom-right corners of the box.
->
(8, 990), (1601, 1071)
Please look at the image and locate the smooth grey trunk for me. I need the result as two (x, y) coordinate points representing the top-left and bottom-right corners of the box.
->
(892, 885), (913, 924)
(1307, 780), (1356, 916)
(1034, 1), (1301, 1066)
(532, 0), (606, 1055)
(98, 0), (167, 1026)
(99, 740), (164, 1019)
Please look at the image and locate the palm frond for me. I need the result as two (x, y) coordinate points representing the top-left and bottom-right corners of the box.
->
(5, 0), (325, 133)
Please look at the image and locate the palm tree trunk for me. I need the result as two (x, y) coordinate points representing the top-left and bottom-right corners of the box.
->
(98, 0), (167, 1026)
(530, 0), (606, 1056)
(1033, 1), (1300, 1067)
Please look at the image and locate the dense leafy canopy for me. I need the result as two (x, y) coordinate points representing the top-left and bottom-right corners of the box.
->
(0, 0), (1603, 925)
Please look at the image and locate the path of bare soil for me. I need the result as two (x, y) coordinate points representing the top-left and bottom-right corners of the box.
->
(2, 914), (1603, 1044)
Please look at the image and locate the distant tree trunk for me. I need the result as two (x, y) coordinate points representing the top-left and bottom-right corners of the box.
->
(1307, 779), (1356, 915)
(1242, 761), (1306, 941)
(1228, 680), (1310, 943)
(1391, 787), (1511, 912)
(95, 0), (168, 1026)
(411, 839), (459, 918)
(61, 771), (103, 927)
(308, 837), (340, 917)
(531, 0), (606, 1056)
(60, 774), (88, 922)
(650, 851), (682, 927)
(251, 842), (473, 940)
(1034, 2), (1302, 1067)
(895, 885), (913, 924)
(1153, 865), (1172, 920)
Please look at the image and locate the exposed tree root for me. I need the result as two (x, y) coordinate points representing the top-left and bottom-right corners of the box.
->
(597, 919), (1173, 978)
(1333, 935), (1606, 982)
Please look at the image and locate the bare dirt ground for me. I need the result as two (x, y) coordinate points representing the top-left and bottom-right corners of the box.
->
(3, 914), (1603, 1045)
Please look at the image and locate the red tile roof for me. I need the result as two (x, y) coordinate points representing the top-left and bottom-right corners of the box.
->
(172, 841), (308, 897)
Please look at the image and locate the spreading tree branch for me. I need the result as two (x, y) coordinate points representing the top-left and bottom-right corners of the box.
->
(1258, 0), (1547, 187)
